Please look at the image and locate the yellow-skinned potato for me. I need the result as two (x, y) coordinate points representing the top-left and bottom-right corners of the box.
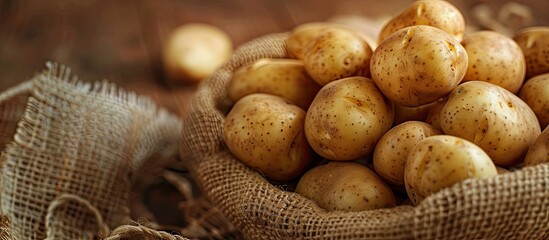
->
(224, 93), (313, 181)
(461, 31), (526, 94)
(518, 73), (549, 128)
(163, 23), (232, 83)
(303, 27), (372, 85)
(496, 166), (510, 174)
(440, 81), (541, 166)
(287, 22), (375, 60)
(305, 77), (393, 161)
(296, 162), (396, 211)
(373, 121), (442, 188)
(228, 58), (321, 109)
(393, 101), (438, 125)
(371, 26), (468, 107)
(405, 135), (497, 205)
(378, 0), (465, 43)
(524, 126), (549, 166)
(513, 27), (549, 78)
(425, 98), (447, 130)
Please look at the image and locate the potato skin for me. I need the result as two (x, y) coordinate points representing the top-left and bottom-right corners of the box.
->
(378, 0), (465, 43)
(518, 73), (549, 129)
(303, 27), (372, 85)
(163, 23), (232, 83)
(513, 27), (549, 78)
(405, 135), (497, 205)
(461, 31), (526, 94)
(224, 93), (313, 181)
(371, 26), (468, 107)
(524, 126), (549, 166)
(296, 162), (396, 211)
(373, 121), (441, 187)
(440, 81), (541, 166)
(305, 77), (393, 160)
(228, 58), (321, 109)
(393, 101), (438, 125)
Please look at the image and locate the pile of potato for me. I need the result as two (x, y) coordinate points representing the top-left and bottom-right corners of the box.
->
(223, 0), (549, 211)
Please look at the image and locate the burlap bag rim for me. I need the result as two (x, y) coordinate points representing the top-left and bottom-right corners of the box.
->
(0, 62), (182, 239)
(180, 32), (549, 239)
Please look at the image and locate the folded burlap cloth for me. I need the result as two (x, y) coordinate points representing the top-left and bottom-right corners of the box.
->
(179, 33), (549, 240)
(0, 63), (182, 239)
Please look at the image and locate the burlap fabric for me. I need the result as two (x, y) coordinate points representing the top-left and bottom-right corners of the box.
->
(0, 63), (182, 239)
(180, 33), (549, 239)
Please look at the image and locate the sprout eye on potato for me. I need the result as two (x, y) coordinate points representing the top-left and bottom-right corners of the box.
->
(377, 0), (465, 43)
(461, 31), (526, 93)
(513, 27), (549, 78)
(304, 76), (393, 161)
(296, 162), (396, 211)
(371, 25), (468, 107)
(228, 58), (322, 109)
(224, 93), (314, 181)
(373, 121), (441, 188)
(440, 81), (541, 166)
(405, 135), (498, 205)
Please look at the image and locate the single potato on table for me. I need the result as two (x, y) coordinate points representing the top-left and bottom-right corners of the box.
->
(296, 162), (396, 211)
(440, 81), (541, 166)
(461, 31), (526, 93)
(377, 0), (465, 43)
(405, 135), (498, 205)
(224, 93), (314, 181)
(373, 121), (442, 188)
(228, 58), (321, 109)
(163, 23), (232, 83)
(305, 76), (393, 161)
(371, 25), (468, 107)
(518, 73), (549, 129)
(524, 126), (549, 166)
(513, 27), (549, 78)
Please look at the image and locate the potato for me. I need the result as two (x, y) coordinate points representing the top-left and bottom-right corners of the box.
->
(425, 98), (447, 130)
(378, 0), (465, 43)
(303, 27), (372, 85)
(305, 76), (393, 160)
(513, 27), (549, 78)
(440, 81), (541, 166)
(228, 58), (321, 109)
(296, 162), (396, 211)
(373, 121), (442, 188)
(518, 73), (549, 128)
(496, 166), (510, 174)
(371, 26), (468, 107)
(393, 101), (438, 125)
(405, 135), (498, 205)
(524, 126), (549, 166)
(461, 31), (526, 93)
(224, 93), (313, 181)
(287, 22), (374, 60)
(163, 23), (232, 83)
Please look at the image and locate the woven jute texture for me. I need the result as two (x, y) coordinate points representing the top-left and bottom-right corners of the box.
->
(180, 33), (549, 239)
(0, 63), (182, 239)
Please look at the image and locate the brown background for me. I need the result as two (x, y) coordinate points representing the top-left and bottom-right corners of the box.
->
(1, 0), (548, 115)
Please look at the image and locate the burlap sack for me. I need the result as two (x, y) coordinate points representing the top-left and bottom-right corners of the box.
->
(0, 63), (182, 239)
(180, 33), (549, 239)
